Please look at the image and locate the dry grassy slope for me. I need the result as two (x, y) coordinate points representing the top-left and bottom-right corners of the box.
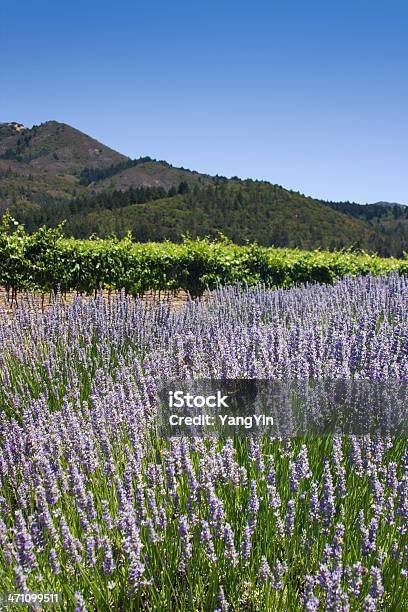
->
(94, 161), (213, 191)
(0, 158), (41, 176)
(0, 121), (127, 175)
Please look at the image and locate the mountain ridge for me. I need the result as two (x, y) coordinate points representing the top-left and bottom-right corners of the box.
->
(369, 201), (407, 207)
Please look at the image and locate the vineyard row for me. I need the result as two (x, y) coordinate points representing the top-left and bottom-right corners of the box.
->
(1, 216), (407, 296)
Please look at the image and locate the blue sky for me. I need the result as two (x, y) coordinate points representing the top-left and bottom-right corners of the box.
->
(1, 0), (407, 203)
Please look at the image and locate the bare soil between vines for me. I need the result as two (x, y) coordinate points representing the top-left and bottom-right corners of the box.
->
(1, 288), (191, 317)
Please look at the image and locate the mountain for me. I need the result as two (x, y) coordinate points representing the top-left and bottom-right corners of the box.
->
(0, 120), (406, 256)
(0, 121), (212, 208)
(0, 120), (126, 175)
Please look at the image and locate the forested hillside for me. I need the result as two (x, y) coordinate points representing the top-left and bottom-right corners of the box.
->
(62, 181), (386, 253)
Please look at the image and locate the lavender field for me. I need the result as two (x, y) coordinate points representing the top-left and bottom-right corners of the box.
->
(0, 275), (407, 611)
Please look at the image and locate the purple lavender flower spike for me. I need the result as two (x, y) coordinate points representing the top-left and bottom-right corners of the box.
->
(258, 555), (271, 583)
